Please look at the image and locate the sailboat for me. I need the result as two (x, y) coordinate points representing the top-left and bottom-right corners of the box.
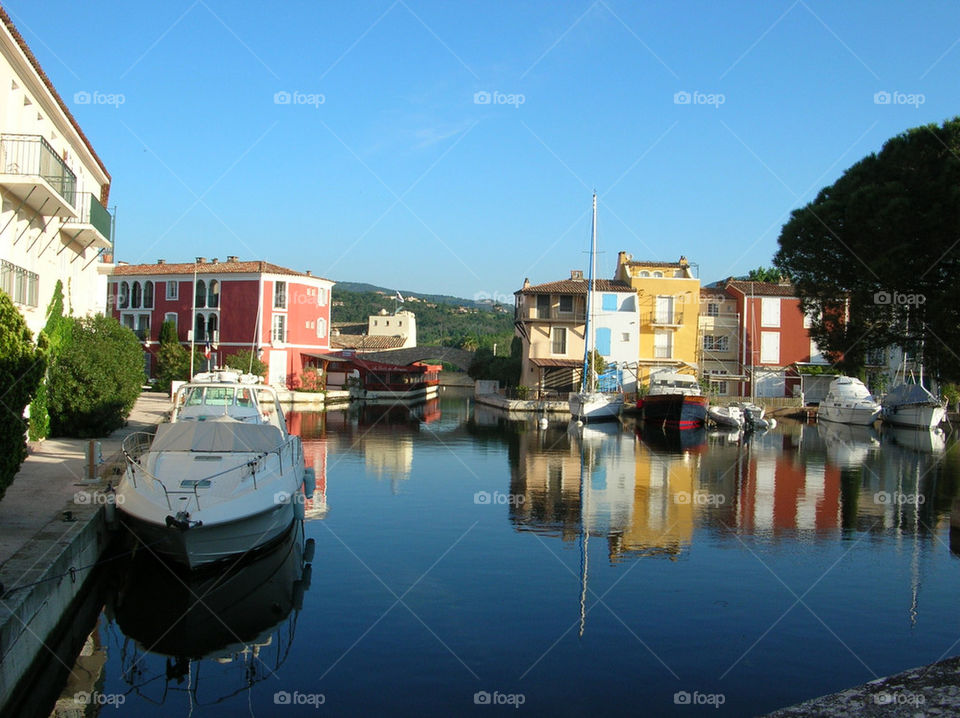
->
(881, 357), (946, 429)
(569, 193), (624, 422)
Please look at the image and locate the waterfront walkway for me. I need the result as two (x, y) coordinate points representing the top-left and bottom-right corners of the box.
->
(0, 393), (170, 568)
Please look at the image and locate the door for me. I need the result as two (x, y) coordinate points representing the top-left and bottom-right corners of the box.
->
(655, 296), (674, 324)
(269, 350), (287, 387)
(595, 327), (611, 357)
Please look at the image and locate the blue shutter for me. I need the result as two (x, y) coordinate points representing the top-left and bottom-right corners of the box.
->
(602, 293), (617, 311)
(595, 327), (611, 356)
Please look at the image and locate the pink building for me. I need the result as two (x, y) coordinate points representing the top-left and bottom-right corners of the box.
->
(109, 257), (334, 387)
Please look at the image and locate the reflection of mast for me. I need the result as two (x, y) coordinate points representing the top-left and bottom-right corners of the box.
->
(579, 429), (590, 638)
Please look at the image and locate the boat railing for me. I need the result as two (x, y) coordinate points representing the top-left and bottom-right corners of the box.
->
(121, 431), (173, 510)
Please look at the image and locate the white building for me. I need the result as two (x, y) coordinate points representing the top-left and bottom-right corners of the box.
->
(0, 9), (113, 336)
(367, 308), (417, 348)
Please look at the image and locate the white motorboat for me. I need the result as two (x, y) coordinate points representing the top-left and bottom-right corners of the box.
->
(117, 370), (306, 569)
(707, 404), (744, 429)
(569, 193), (624, 423)
(881, 381), (946, 429)
(818, 376), (881, 426)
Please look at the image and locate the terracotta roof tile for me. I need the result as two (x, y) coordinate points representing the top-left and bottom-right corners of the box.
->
(517, 278), (633, 295)
(330, 335), (406, 350)
(725, 280), (797, 297)
(110, 261), (333, 282)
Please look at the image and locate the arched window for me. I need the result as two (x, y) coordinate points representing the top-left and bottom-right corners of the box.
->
(207, 314), (218, 342)
(143, 280), (154, 309)
(119, 281), (129, 309)
(639, 271), (650, 278)
(131, 281), (142, 309)
(196, 279), (206, 309)
(317, 317), (326, 338)
(652, 271), (663, 277)
(318, 287), (327, 306)
(195, 313), (206, 342)
(207, 279), (219, 308)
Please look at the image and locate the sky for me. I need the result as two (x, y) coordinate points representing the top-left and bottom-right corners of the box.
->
(10, 1), (960, 299)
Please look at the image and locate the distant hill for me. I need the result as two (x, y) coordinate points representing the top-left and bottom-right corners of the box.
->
(331, 282), (515, 351)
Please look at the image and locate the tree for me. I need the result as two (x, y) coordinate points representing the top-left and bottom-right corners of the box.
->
(48, 315), (144, 437)
(155, 320), (189, 393)
(0, 292), (46, 499)
(743, 266), (784, 283)
(223, 349), (268, 378)
(28, 281), (73, 440)
(774, 117), (960, 379)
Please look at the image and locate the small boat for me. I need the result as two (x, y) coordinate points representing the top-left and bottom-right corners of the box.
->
(707, 404), (744, 429)
(881, 380), (946, 429)
(117, 370), (306, 569)
(639, 372), (707, 429)
(569, 193), (624, 422)
(818, 376), (880, 426)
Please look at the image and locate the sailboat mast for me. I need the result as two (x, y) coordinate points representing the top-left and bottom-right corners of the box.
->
(581, 193), (598, 394)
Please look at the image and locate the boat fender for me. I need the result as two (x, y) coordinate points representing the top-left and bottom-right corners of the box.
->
(292, 580), (305, 610)
(766, 418), (777, 429)
(303, 538), (316, 563)
(294, 499), (306, 521)
(301, 563), (313, 591)
(303, 468), (316, 499)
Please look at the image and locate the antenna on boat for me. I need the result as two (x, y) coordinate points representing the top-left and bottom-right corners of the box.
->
(249, 285), (263, 375)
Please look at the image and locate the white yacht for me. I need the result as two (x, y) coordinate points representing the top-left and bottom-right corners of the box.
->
(881, 381), (946, 429)
(818, 376), (880, 425)
(117, 370), (306, 569)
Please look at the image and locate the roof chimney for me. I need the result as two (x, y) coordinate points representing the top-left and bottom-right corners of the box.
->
(571, 270), (584, 280)
(196, 257), (207, 264)
(157, 259), (166, 265)
(210, 258), (218, 264)
(305, 270), (312, 276)
(227, 255), (238, 263)
(523, 278), (531, 289)
(679, 256), (688, 267)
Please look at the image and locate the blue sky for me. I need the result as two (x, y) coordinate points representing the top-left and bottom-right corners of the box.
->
(11, 1), (960, 298)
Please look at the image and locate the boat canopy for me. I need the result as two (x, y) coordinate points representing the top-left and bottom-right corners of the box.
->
(150, 421), (284, 453)
(884, 382), (938, 406)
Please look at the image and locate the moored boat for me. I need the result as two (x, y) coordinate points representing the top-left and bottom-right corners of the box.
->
(117, 370), (306, 569)
(707, 404), (744, 429)
(818, 376), (880, 426)
(881, 381), (946, 429)
(639, 371), (707, 429)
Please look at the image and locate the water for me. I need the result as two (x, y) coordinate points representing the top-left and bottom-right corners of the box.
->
(34, 390), (960, 716)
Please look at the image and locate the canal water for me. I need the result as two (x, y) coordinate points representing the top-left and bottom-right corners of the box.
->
(32, 390), (960, 716)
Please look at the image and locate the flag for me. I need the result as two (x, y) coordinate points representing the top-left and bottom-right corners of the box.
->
(395, 291), (404, 302)
(203, 342), (212, 359)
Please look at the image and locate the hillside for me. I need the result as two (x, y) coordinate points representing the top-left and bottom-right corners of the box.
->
(331, 284), (515, 351)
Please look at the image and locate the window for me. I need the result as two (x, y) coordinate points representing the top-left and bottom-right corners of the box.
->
(639, 270), (650, 277)
(621, 332), (630, 342)
(131, 281), (142, 309)
(317, 317), (327, 338)
(196, 279), (206, 309)
(707, 302), (720, 317)
(318, 287), (328, 306)
(551, 327), (567, 354)
(674, 269), (684, 277)
(272, 314), (286, 343)
(119, 281), (129, 309)
(207, 314), (218, 343)
(164, 312), (178, 333)
(207, 279), (219, 308)
(143, 281), (154, 309)
(655, 295), (674, 324)
(652, 271), (663, 277)
(703, 335), (730, 352)
(761, 297), (780, 327)
(536, 295), (550, 318)
(707, 370), (729, 395)
(760, 331), (780, 363)
(601, 294), (617, 311)
(654, 330), (672, 358)
(558, 295), (573, 313)
(166, 280), (178, 300)
(595, 327), (611, 356)
(195, 313), (206, 342)
(274, 281), (287, 309)
(1, 260), (38, 307)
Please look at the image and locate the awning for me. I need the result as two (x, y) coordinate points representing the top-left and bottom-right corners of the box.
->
(530, 358), (582, 368)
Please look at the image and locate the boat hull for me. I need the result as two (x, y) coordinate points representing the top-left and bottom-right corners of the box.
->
(818, 404), (880, 426)
(641, 394), (708, 429)
(881, 403), (945, 429)
(569, 392), (623, 422)
(120, 500), (297, 570)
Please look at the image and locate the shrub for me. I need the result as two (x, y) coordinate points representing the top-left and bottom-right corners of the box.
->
(223, 348), (268, 378)
(28, 281), (72, 440)
(298, 367), (325, 392)
(48, 315), (144, 437)
(0, 292), (46, 499)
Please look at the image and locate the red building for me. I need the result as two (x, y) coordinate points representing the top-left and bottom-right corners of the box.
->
(109, 257), (334, 387)
(724, 279), (829, 398)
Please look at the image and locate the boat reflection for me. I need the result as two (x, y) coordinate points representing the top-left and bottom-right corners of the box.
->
(817, 420), (880, 468)
(106, 523), (313, 709)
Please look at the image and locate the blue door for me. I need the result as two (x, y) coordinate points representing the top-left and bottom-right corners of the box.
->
(595, 327), (611, 357)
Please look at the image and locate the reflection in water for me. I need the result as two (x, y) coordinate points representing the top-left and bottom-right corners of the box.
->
(104, 523), (313, 711)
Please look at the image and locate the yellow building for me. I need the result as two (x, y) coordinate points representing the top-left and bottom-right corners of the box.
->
(613, 253), (701, 387)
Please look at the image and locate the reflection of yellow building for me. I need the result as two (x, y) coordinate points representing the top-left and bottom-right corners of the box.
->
(614, 252), (701, 386)
(615, 448), (698, 559)
(363, 435), (413, 482)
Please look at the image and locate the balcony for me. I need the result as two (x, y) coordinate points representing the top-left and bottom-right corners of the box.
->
(518, 308), (586, 323)
(0, 134), (77, 218)
(62, 192), (112, 250)
(649, 311), (684, 327)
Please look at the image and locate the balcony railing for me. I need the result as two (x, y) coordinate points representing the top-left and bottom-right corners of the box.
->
(519, 309), (586, 322)
(649, 311), (684, 326)
(0, 133), (76, 206)
(78, 192), (112, 243)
